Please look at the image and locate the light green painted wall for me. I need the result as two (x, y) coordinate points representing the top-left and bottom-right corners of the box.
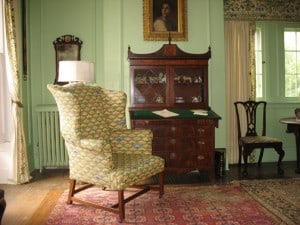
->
(25, 0), (296, 171)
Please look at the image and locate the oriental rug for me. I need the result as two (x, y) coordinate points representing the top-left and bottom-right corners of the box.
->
(44, 181), (293, 225)
(239, 178), (300, 225)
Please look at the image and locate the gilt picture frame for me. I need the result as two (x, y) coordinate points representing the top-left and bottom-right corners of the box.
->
(143, 0), (187, 41)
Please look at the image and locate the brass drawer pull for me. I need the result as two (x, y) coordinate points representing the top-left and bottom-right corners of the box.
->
(197, 128), (205, 133)
(170, 139), (176, 144)
(197, 155), (205, 160)
(170, 152), (176, 159)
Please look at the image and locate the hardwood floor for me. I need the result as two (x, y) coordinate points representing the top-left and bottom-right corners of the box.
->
(0, 161), (299, 225)
(0, 170), (69, 225)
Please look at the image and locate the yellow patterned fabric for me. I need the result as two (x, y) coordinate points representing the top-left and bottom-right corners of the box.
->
(47, 83), (164, 190)
(110, 129), (153, 154)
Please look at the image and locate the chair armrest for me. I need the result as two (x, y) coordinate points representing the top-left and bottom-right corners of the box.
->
(80, 139), (111, 152)
(110, 129), (153, 154)
(77, 139), (113, 163)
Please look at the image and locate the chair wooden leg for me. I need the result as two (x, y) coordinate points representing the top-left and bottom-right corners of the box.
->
(118, 190), (125, 223)
(67, 179), (76, 204)
(158, 171), (164, 198)
(242, 151), (249, 176)
(275, 146), (285, 174)
(238, 146), (242, 167)
(258, 148), (264, 166)
(66, 173), (164, 223)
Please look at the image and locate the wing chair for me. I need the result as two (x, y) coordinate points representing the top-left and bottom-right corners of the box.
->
(48, 83), (165, 222)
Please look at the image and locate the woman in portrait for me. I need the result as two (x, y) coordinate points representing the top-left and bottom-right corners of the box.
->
(153, 1), (177, 32)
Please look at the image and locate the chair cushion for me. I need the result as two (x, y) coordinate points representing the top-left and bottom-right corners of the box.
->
(67, 143), (164, 190)
(102, 153), (164, 189)
(240, 136), (282, 144)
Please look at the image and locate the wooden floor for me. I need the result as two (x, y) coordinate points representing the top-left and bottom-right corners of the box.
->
(0, 161), (299, 225)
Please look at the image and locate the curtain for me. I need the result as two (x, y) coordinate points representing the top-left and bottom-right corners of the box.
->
(225, 20), (256, 164)
(0, 53), (11, 143)
(4, 0), (30, 184)
(0, 0), (11, 143)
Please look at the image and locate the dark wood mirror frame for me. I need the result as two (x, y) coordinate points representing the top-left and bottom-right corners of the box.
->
(53, 35), (83, 84)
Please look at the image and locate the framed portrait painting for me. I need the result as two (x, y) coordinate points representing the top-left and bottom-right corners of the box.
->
(143, 0), (187, 41)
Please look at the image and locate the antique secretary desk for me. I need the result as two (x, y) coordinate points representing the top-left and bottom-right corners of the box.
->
(128, 43), (221, 180)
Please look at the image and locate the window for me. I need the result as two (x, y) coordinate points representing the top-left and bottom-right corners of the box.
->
(284, 29), (300, 97)
(255, 22), (300, 102)
(255, 28), (262, 98)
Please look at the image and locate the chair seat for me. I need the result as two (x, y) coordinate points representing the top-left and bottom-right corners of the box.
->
(240, 136), (282, 144)
(102, 153), (164, 189)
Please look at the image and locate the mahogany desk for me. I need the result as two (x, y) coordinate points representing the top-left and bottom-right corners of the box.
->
(279, 117), (300, 173)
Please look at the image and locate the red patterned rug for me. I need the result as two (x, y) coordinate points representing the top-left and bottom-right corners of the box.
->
(45, 183), (286, 225)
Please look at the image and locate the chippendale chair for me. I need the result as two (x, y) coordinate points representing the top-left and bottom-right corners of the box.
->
(48, 83), (164, 223)
(234, 100), (285, 176)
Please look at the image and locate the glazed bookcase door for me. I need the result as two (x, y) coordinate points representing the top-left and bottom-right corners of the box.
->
(131, 66), (169, 108)
(173, 66), (208, 109)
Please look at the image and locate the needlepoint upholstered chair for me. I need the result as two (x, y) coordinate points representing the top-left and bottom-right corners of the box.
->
(234, 100), (285, 176)
(48, 83), (165, 223)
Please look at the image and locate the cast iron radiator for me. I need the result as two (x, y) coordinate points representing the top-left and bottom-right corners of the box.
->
(36, 105), (68, 172)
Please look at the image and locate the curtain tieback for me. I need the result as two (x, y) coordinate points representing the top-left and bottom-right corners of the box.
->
(12, 99), (24, 108)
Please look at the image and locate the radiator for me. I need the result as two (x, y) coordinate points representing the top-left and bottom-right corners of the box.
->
(36, 106), (68, 172)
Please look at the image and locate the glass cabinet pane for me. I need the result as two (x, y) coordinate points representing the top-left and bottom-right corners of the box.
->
(173, 67), (205, 105)
(133, 68), (167, 105)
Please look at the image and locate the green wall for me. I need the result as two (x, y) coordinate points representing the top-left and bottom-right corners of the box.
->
(25, 0), (297, 171)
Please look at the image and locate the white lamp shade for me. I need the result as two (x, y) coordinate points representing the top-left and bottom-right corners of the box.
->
(58, 60), (95, 82)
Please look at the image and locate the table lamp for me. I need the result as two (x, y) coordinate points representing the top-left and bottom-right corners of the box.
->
(58, 60), (95, 83)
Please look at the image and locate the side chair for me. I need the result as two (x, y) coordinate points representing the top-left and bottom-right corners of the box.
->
(48, 83), (165, 223)
(234, 100), (285, 176)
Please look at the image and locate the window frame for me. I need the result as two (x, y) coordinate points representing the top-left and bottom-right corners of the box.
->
(255, 21), (300, 103)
